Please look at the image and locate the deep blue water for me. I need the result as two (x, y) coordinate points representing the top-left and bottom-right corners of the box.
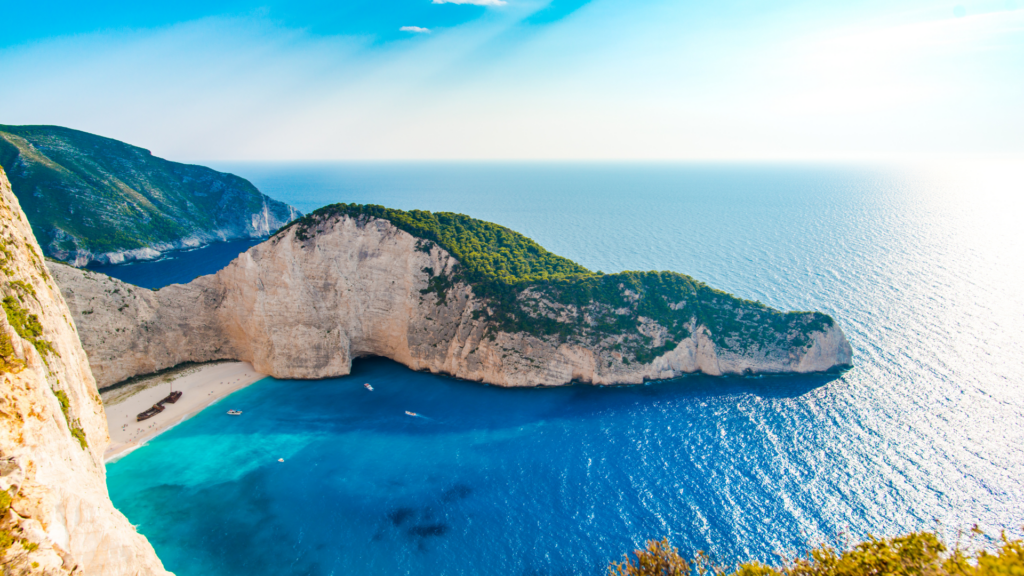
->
(86, 238), (263, 289)
(106, 162), (1024, 575)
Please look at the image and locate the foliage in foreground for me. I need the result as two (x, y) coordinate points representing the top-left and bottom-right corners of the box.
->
(288, 203), (836, 357)
(610, 531), (1024, 576)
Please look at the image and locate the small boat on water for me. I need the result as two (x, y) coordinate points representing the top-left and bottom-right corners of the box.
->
(405, 411), (417, 417)
(136, 404), (165, 422)
(158, 390), (182, 405)
(364, 383), (373, 391)
(227, 410), (243, 416)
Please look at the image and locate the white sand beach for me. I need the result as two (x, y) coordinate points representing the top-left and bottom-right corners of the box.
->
(102, 361), (266, 462)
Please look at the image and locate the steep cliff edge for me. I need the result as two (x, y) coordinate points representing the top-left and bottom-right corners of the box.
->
(52, 205), (852, 389)
(0, 124), (301, 266)
(0, 167), (170, 575)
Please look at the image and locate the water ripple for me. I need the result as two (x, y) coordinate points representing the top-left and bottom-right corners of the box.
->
(108, 162), (1024, 576)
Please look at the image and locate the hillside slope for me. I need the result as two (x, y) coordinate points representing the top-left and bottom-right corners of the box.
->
(0, 125), (300, 266)
(52, 205), (852, 388)
(0, 166), (170, 575)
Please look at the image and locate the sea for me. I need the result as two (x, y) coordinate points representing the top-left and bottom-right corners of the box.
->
(103, 162), (1024, 576)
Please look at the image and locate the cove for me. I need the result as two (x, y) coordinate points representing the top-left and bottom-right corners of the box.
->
(103, 162), (1024, 575)
(107, 358), (850, 576)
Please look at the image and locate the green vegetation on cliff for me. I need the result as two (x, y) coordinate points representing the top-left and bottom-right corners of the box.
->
(0, 472), (43, 558)
(53, 389), (88, 449)
(0, 124), (300, 263)
(2, 295), (57, 360)
(289, 204), (837, 361)
(0, 330), (24, 375)
(292, 203), (589, 283)
(610, 531), (1024, 576)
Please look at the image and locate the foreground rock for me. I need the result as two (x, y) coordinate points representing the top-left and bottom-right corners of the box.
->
(0, 167), (170, 575)
(52, 208), (852, 389)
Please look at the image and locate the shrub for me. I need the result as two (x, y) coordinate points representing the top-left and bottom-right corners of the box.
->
(53, 389), (88, 449)
(611, 538), (711, 576)
(2, 295), (57, 359)
(609, 530), (1024, 576)
(0, 330), (25, 375)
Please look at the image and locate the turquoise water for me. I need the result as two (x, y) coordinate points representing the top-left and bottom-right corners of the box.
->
(107, 162), (1024, 575)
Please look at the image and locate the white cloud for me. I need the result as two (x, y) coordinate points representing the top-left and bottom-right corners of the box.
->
(431, 0), (507, 6)
(400, 26), (431, 33)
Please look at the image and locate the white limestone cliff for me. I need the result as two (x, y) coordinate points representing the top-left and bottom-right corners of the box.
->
(0, 167), (171, 575)
(51, 213), (852, 389)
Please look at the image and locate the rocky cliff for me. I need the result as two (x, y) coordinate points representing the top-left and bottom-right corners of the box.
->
(0, 167), (170, 574)
(0, 124), (301, 266)
(51, 206), (852, 389)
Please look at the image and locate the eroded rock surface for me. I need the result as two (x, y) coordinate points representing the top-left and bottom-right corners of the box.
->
(52, 213), (852, 389)
(0, 167), (171, 575)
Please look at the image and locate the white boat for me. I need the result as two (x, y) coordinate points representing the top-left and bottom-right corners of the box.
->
(405, 411), (417, 417)
(364, 383), (373, 391)
(227, 410), (243, 416)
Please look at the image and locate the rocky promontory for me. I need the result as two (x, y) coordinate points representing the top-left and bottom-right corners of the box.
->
(0, 167), (170, 575)
(0, 124), (301, 266)
(52, 204), (852, 389)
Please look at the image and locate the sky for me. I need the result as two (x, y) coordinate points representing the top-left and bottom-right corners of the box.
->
(1, 0), (1022, 161)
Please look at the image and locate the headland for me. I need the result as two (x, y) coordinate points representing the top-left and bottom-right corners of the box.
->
(0, 124), (301, 266)
(51, 203), (853, 389)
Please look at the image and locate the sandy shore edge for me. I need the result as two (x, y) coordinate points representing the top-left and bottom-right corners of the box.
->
(103, 361), (266, 462)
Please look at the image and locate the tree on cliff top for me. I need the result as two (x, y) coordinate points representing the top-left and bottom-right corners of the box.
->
(288, 203), (840, 358)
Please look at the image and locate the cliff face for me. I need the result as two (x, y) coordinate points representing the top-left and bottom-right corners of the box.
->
(52, 213), (852, 389)
(0, 124), (301, 266)
(0, 168), (170, 574)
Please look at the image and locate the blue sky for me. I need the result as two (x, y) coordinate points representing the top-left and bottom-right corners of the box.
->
(1, 0), (1021, 160)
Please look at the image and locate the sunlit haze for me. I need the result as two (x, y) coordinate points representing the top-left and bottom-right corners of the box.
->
(2, 0), (1022, 161)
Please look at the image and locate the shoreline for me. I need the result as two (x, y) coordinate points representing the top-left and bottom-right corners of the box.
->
(68, 234), (269, 269)
(102, 361), (266, 462)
